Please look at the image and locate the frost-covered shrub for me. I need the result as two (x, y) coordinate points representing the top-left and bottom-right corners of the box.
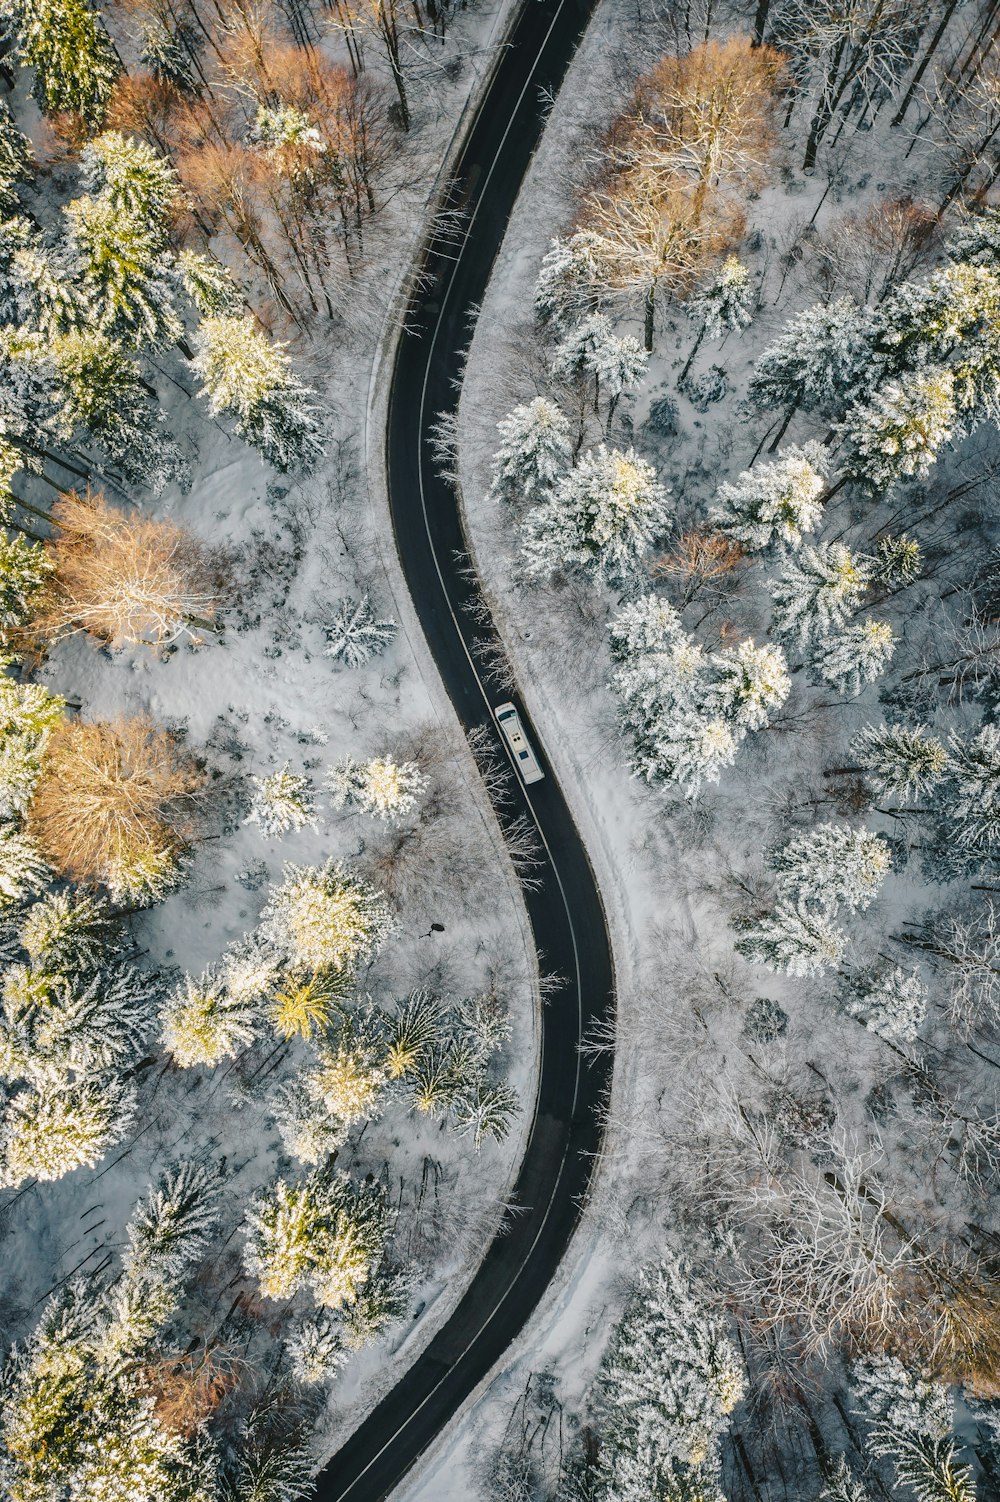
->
(685, 364), (729, 411)
(246, 763), (317, 837)
(742, 995), (788, 1044)
(322, 594), (397, 668)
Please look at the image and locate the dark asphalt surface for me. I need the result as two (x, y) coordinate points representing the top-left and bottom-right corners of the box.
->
(314, 0), (613, 1494)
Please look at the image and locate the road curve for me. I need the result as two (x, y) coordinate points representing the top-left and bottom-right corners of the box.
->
(315, 1), (613, 1495)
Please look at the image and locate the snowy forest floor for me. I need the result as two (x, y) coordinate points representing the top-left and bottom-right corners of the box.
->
(402, 0), (1000, 1497)
(0, 0), (544, 1463)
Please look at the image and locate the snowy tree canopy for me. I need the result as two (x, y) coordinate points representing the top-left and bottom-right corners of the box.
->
(160, 970), (261, 1069)
(841, 368), (957, 493)
(609, 595), (788, 795)
(770, 542), (870, 650)
(191, 315), (325, 473)
(247, 764), (318, 837)
(63, 193), (183, 350)
(710, 441), (828, 552)
(749, 296), (874, 415)
(571, 1251), (744, 1502)
(810, 618), (896, 697)
(521, 445), (670, 587)
(488, 396), (572, 507)
(0, 1073), (136, 1187)
(322, 594), (397, 668)
(551, 312), (648, 404)
(852, 723), (947, 801)
(735, 896), (847, 977)
(7, 0), (120, 123)
(534, 231), (610, 330)
(262, 860), (395, 976)
(243, 1168), (392, 1310)
(687, 255), (754, 340)
(771, 822), (891, 915)
(842, 966), (927, 1043)
(326, 755), (427, 821)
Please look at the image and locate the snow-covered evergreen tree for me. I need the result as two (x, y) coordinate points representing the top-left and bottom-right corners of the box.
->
(852, 722), (947, 801)
(770, 542), (870, 650)
(0, 531), (52, 633)
(487, 396), (572, 507)
(749, 296), (875, 415)
(19, 889), (109, 972)
(246, 764), (318, 837)
(191, 315), (324, 473)
(63, 194), (183, 349)
(688, 256), (754, 341)
(0, 1073), (136, 1186)
(0, 962), (150, 1084)
(50, 330), (185, 492)
(271, 1077), (348, 1165)
(941, 724), (1000, 857)
(0, 102), (32, 214)
(711, 639), (791, 731)
(243, 1168), (391, 1310)
(771, 822), (891, 914)
(80, 132), (180, 224)
(521, 445), (670, 587)
(872, 533), (922, 586)
(8, 0), (120, 123)
(0, 824), (49, 906)
(810, 618), (896, 696)
(534, 231), (609, 331)
(262, 860), (396, 975)
(710, 442), (828, 552)
(0, 668), (64, 820)
(286, 1312), (344, 1384)
(268, 967), (351, 1043)
(842, 966), (927, 1043)
(123, 1159), (219, 1284)
(820, 1458), (873, 1502)
(551, 313), (648, 413)
(853, 1358), (972, 1502)
(176, 248), (242, 317)
(583, 1252), (745, 1501)
(322, 593), (397, 667)
(735, 897), (847, 976)
(680, 256), (755, 384)
(160, 971), (260, 1068)
(841, 369), (957, 493)
(326, 756), (427, 821)
(608, 595), (783, 795)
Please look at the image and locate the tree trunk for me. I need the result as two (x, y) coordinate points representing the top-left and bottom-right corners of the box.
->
(644, 282), (655, 353)
(891, 0), (959, 126)
(752, 0), (770, 47)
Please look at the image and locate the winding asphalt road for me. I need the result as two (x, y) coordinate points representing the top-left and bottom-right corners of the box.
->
(315, 1), (613, 1495)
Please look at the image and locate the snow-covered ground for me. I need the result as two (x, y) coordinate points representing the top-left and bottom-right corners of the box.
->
(403, 0), (1000, 1495)
(0, 0), (545, 1459)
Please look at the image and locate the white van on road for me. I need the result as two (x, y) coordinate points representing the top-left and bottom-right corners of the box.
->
(494, 702), (545, 785)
